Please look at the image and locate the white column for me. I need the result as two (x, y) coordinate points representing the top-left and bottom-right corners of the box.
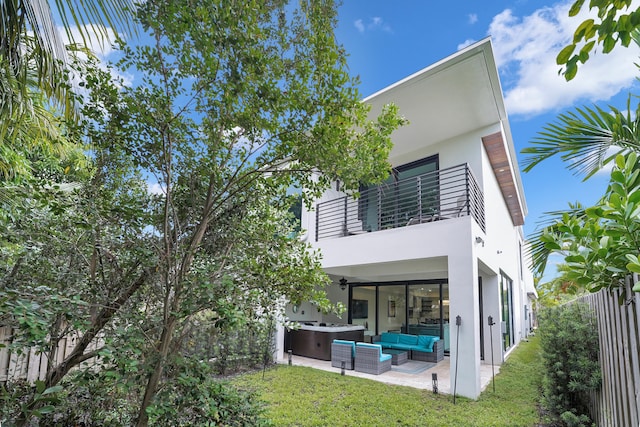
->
(448, 242), (481, 399)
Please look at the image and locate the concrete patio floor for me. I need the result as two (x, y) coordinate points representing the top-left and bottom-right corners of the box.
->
(278, 354), (500, 395)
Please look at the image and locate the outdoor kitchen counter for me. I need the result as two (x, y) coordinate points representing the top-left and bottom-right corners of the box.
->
(285, 324), (365, 361)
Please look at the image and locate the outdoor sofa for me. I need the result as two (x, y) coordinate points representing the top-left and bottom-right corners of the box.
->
(373, 332), (444, 363)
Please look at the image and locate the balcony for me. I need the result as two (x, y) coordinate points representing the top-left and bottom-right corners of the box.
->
(315, 163), (485, 241)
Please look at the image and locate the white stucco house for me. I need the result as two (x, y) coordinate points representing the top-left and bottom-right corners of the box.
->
(277, 38), (537, 400)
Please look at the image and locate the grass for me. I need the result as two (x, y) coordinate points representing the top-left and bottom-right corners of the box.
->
(233, 334), (543, 426)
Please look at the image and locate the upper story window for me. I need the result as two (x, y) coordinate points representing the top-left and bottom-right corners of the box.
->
(358, 155), (439, 231)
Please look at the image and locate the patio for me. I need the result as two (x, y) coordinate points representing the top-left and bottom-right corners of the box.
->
(279, 354), (500, 395)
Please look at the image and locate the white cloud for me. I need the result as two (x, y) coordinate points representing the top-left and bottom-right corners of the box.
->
(354, 16), (392, 34)
(63, 24), (119, 59)
(468, 13), (478, 25)
(60, 24), (134, 87)
(458, 38), (476, 50)
(147, 182), (165, 195)
(488, 1), (640, 117)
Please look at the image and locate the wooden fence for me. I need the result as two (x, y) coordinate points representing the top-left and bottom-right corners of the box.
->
(577, 278), (640, 427)
(0, 327), (100, 385)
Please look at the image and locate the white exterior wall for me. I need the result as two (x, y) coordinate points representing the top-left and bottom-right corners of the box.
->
(283, 39), (536, 400)
(292, 129), (529, 399)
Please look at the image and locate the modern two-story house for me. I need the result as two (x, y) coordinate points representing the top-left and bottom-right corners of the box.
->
(277, 38), (536, 400)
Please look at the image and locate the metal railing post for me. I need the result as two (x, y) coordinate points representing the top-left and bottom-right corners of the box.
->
(377, 187), (382, 230)
(416, 176), (422, 220)
(343, 196), (348, 236)
(315, 205), (319, 242)
(465, 164), (471, 216)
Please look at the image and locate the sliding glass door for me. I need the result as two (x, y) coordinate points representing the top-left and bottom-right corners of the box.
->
(350, 280), (449, 352)
(408, 283), (450, 352)
(500, 272), (514, 351)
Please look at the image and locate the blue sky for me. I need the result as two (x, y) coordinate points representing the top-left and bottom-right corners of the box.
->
(78, 0), (640, 279)
(334, 0), (640, 250)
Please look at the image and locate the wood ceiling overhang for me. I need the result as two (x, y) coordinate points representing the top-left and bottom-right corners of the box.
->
(482, 131), (524, 226)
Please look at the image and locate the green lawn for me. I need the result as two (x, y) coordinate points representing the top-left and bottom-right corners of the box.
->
(234, 335), (542, 426)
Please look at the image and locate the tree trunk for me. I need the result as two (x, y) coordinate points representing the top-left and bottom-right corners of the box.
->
(15, 269), (149, 427)
(135, 315), (178, 427)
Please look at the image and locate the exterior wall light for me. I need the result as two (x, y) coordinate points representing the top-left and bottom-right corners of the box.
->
(339, 277), (348, 291)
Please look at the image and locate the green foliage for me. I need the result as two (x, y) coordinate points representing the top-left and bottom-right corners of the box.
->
(522, 97), (640, 179)
(539, 303), (600, 426)
(146, 360), (271, 427)
(234, 336), (543, 426)
(5, 366), (269, 427)
(558, 0), (640, 80)
(0, 380), (64, 424)
(1, 0), (404, 425)
(529, 153), (640, 294)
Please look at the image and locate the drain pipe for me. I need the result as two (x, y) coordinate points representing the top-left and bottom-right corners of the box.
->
(453, 315), (461, 404)
(488, 315), (496, 392)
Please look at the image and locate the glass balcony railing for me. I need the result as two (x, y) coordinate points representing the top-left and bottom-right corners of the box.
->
(315, 163), (485, 241)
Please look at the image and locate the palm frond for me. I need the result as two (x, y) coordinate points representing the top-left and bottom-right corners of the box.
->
(521, 99), (640, 179)
(526, 203), (587, 277)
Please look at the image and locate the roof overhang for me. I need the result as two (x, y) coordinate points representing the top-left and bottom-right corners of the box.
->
(363, 37), (528, 222)
(482, 131), (525, 226)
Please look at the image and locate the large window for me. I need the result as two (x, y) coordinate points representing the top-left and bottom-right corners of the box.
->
(500, 271), (514, 351)
(359, 155), (439, 231)
(408, 283), (450, 352)
(350, 286), (376, 341)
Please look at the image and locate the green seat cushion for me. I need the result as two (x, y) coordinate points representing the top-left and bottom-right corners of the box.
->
(391, 344), (413, 351)
(356, 342), (387, 361)
(398, 334), (418, 345)
(380, 332), (400, 343)
(417, 335), (439, 351)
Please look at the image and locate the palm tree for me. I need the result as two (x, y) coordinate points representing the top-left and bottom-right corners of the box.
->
(522, 29), (640, 179)
(521, 30), (640, 293)
(1, 0), (137, 116)
(0, 0), (137, 181)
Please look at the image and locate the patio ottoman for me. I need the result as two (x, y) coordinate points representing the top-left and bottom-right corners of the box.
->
(382, 349), (408, 365)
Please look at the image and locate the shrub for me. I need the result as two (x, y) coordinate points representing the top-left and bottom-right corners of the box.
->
(146, 358), (272, 427)
(539, 302), (601, 427)
(4, 360), (271, 426)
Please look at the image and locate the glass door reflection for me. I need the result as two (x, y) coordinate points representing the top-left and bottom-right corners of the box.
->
(408, 283), (450, 352)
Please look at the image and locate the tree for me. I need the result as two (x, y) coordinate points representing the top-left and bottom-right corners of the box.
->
(523, 32), (640, 296)
(539, 302), (601, 426)
(0, 0), (137, 120)
(530, 153), (640, 295)
(521, 98), (640, 179)
(557, 0), (640, 80)
(522, 95), (640, 295)
(1, 0), (405, 424)
(0, 0), (138, 182)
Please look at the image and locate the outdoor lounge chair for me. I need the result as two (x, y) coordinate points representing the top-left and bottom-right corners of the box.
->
(354, 342), (392, 375)
(331, 339), (355, 370)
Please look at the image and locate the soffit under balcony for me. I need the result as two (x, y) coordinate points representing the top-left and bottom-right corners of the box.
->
(363, 38), (506, 159)
(325, 257), (449, 283)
